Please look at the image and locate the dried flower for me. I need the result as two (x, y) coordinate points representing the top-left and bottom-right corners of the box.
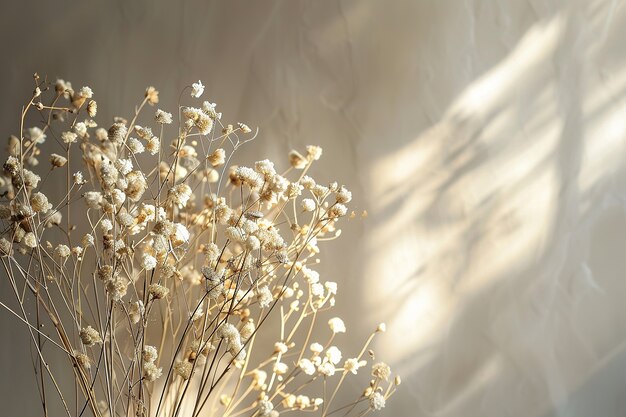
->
(208, 148), (226, 166)
(87, 100), (97, 117)
(298, 359), (316, 375)
(258, 399), (274, 417)
(55, 244), (71, 258)
(50, 153), (67, 167)
(74, 351), (91, 369)
(318, 362), (336, 377)
(183, 107), (213, 135)
(143, 362), (162, 382)
(306, 145), (323, 161)
(287, 152), (307, 170)
(79, 86), (93, 99)
(369, 392), (386, 411)
(145, 86), (159, 105)
(371, 362), (391, 381)
(191, 80), (204, 98)
(23, 232), (37, 248)
(129, 300), (145, 324)
(256, 285), (273, 308)
(149, 283), (169, 299)
(105, 276), (129, 300)
(81, 233), (94, 247)
(237, 123), (252, 133)
(328, 317), (346, 333)
(0, 77), (397, 417)
(0, 238), (12, 256)
(174, 360), (192, 380)
(141, 254), (157, 270)
(31, 192), (52, 213)
(146, 136), (160, 155)
(344, 358), (366, 375)
(79, 326), (103, 346)
(301, 198), (316, 212)
(73, 171), (86, 185)
(128, 137), (144, 154)
(27, 127), (46, 144)
(167, 183), (192, 207)
(142, 346), (158, 363)
(326, 346), (342, 365)
(155, 109), (173, 124)
(74, 122), (87, 138)
(108, 123), (127, 144)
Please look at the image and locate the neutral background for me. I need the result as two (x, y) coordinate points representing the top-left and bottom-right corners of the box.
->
(3, 0), (626, 416)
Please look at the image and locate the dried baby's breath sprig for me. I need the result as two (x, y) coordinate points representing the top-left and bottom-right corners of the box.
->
(0, 76), (397, 417)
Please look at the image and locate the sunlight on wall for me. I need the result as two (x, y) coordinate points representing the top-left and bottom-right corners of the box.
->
(367, 14), (567, 366)
(364, 2), (626, 416)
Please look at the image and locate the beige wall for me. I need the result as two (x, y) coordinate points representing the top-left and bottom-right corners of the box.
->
(3, 0), (626, 416)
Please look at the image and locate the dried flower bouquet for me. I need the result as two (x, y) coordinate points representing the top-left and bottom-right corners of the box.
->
(0, 74), (399, 417)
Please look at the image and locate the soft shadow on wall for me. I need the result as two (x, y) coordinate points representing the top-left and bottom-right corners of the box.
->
(365, 1), (626, 417)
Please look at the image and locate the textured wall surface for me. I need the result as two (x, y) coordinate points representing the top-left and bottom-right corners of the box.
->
(3, 1), (626, 416)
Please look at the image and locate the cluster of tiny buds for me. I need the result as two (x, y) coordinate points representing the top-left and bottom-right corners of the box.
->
(0, 76), (398, 417)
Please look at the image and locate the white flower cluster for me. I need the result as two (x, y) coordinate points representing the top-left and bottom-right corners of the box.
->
(0, 76), (398, 417)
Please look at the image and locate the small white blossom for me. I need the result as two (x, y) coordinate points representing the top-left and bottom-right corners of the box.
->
(143, 362), (162, 382)
(49, 153), (67, 168)
(73, 123), (88, 138)
(344, 358), (366, 375)
(142, 346), (158, 363)
(258, 399), (274, 417)
(372, 362), (391, 381)
(191, 80), (204, 98)
(23, 232), (37, 248)
(174, 360), (192, 380)
(329, 204), (348, 218)
(73, 171), (86, 185)
(79, 326), (102, 346)
(328, 317), (346, 333)
(306, 145), (323, 161)
(149, 283), (169, 300)
(55, 244), (71, 258)
(114, 158), (133, 176)
(311, 283), (324, 297)
(105, 276), (129, 300)
(111, 188), (126, 206)
(336, 186), (352, 204)
(310, 343), (324, 354)
(301, 198), (316, 212)
(237, 123), (252, 133)
(298, 358), (316, 375)
(256, 285), (273, 308)
(369, 392), (386, 411)
(81, 234), (94, 247)
(326, 346), (342, 365)
(273, 362), (288, 375)
(27, 127), (46, 144)
(129, 300), (144, 324)
(84, 191), (103, 209)
(128, 137), (144, 154)
(100, 219), (113, 233)
(30, 192), (52, 213)
(146, 136), (160, 155)
(208, 148), (226, 167)
(318, 362), (336, 376)
(167, 184), (192, 207)
(141, 254), (157, 270)
(155, 109), (173, 124)
(79, 86), (93, 98)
